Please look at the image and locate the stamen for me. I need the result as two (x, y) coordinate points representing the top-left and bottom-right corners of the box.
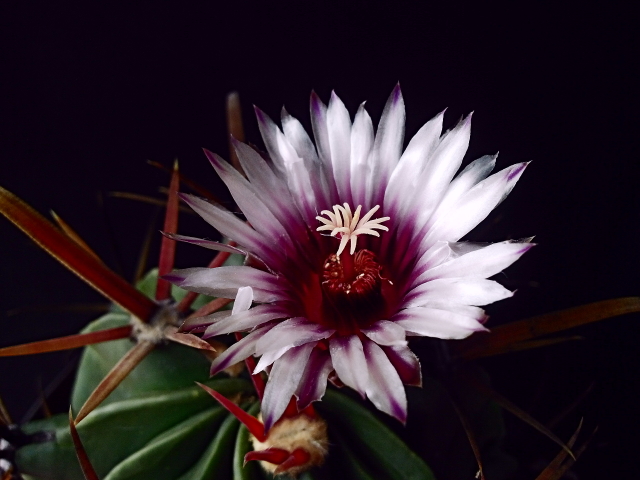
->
(316, 204), (390, 255)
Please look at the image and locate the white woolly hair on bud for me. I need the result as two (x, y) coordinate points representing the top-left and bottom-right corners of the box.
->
(316, 203), (390, 255)
(250, 412), (329, 477)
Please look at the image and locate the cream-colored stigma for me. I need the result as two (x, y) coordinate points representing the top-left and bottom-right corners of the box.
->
(316, 203), (390, 256)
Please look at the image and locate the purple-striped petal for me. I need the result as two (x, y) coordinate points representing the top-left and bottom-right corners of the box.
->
(361, 320), (407, 346)
(382, 344), (422, 387)
(210, 324), (274, 376)
(254, 317), (334, 356)
(202, 304), (288, 338)
(254, 106), (288, 175)
(179, 193), (280, 264)
(363, 339), (407, 423)
(181, 309), (231, 332)
(233, 139), (303, 223)
(165, 266), (288, 303)
(296, 348), (333, 410)
(262, 343), (316, 431)
(329, 335), (369, 398)
(205, 150), (295, 247)
(232, 139), (316, 254)
(161, 233), (248, 256)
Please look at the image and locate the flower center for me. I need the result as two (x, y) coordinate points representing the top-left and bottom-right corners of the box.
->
(321, 249), (386, 334)
(313, 204), (392, 335)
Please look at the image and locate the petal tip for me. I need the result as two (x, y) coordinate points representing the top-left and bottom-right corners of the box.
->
(161, 273), (184, 284)
(203, 149), (222, 167)
(392, 401), (408, 425)
(392, 83), (403, 103)
(519, 243), (537, 255)
(507, 162), (529, 181)
(253, 105), (267, 123)
(310, 91), (324, 113)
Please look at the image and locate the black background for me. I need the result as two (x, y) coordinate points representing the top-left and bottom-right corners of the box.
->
(1, 2), (638, 478)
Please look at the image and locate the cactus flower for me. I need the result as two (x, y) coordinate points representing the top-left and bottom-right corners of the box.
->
(166, 85), (532, 431)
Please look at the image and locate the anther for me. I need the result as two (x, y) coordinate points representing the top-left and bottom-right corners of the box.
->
(316, 204), (390, 255)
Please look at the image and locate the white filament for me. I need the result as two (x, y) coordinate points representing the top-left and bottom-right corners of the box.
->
(316, 204), (390, 255)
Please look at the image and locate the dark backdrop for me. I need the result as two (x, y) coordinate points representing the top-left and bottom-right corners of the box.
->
(1, 2), (638, 478)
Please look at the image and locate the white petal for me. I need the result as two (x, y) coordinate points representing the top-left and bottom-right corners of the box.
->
(232, 286), (254, 314)
(405, 277), (513, 307)
(253, 345), (292, 374)
(310, 92), (339, 201)
(310, 91), (331, 167)
(361, 320), (407, 346)
(363, 339), (407, 423)
(368, 85), (405, 206)
(448, 241), (490, 257)
(327, 91), (352, 202)
(411, 241), (455, 281)
(281, 109), (330, 215)
(393, 307), (488, 339)
(329, 335), (369, 398)
(413, 114), (472, 225)
(385, 110), (444, 216)
(423, 162), (529, 248)
(282, 108), (320, 164)
(285, 158), (318, 225)
(349, 103), (374, 206)
(412, 300), (489, 321)
(431, 154), (497, 221)
(421, 240), (535, 281)
(262, 343), (316, 431)
(396, 110), (444, 178)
